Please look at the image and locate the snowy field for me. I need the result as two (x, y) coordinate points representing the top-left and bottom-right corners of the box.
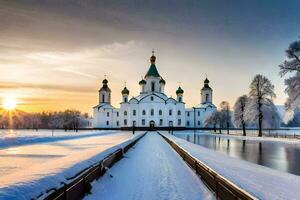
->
(162, 131), (300, 200)
(0, 130), (142, 199)
(85, 132), (214, 200)
(0, 129), (118, 149)
(218, 128), (300, 137)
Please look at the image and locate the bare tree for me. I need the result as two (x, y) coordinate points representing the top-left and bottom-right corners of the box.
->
(233, 95), (248, 136)
(279, 38), (300, 121)
(248, 74), (276, 137)
(220, 101), (231, 134)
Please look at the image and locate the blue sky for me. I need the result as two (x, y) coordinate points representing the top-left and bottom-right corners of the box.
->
(0, 0), (299, 113)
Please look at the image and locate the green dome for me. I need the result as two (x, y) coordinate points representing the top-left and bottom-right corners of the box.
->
(145, 64), (160, 78)
(159, 78), (166, 84)
(139, 79), (146, 85)
(204, 78), (209, 84)
(121, 87), (129, 95)
(176, 86), (184, 94)
(102, 79), (108, 84)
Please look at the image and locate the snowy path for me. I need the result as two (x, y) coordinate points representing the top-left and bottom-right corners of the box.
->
(0, 131), (133, 186)
(85, 132), (214, 200)
(162, 132), (300, 200)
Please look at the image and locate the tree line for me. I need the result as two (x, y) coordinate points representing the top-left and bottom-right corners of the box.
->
(0, 109), (90, 130)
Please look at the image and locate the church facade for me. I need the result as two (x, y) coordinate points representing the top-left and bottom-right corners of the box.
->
(92, 53), (216, 129)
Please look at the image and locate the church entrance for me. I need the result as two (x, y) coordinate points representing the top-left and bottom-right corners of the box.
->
(149, 120), (155, 130)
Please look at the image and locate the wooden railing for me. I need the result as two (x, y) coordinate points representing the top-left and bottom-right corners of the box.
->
(41, 132), (147, 200)
(158, 132), (258, 200)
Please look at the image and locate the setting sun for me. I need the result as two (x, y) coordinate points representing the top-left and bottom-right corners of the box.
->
(3, 96), (17, 110)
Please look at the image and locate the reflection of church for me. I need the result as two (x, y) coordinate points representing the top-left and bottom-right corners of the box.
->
(93, 52), (216, 129)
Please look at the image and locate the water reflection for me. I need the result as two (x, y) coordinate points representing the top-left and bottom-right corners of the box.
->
(175, 133), (300, 176)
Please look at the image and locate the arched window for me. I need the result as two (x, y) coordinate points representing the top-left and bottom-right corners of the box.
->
(178, 97), (182, 102)
(102, 94), (105, 103)
(198, 111), (200, 116)
(116, 112), (119, 117)
(106, 121), (109, 125)
(206, 94), (209, 102)
(133, 110), (136, 116)
(159, 110), (162, 115)
(124, 119), (127, 125)
(142, 110), (146, 115)
(142, 119), (145, 125)
(169, 109), (172, 116)
(151, 109), (154, 116)
(159, 119), (163, 126)
(124, 111), (127, 116)
(151, 82), (155, 92)
(107, 112), (109, 117)
(124, 97), (128, 103)
(150, 96), (154, 101)
(187, 121), (190, 126)
(116, 121), (119, 126)
(197, 121), (200, 126)
(177, 110), (181, 115)
(187, 112), (190, 117)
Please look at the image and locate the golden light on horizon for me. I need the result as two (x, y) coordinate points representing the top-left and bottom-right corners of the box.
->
(2, 96), (17, 111)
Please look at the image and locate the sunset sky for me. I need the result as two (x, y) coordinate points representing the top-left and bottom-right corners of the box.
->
(1, 0), (300, 114)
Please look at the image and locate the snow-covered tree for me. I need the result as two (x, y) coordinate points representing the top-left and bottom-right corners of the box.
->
(247, 74), (276, 136)
(279, 39), (300, 121)
(220, 101), (231, 134)
(204, 111), (220, 132)
(233, 95), (248, 136)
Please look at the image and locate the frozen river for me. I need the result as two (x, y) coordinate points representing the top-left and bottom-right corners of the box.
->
(0, 130), (132, 186)
(174, 131), (300, 176)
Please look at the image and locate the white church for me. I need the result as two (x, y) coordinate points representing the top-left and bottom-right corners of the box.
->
(93, 52), (216, 129)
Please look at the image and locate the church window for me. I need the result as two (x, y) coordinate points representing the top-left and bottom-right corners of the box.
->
(151, 109), (154, 116)
(178, 119), (181, 126)
(150, 96), (154, 101)
(206, 94), (209, 102)
(187, 112), (190, 117)
(107, 112), (109, 117)
(124, 119), (127, 126)
(133, 121), (136, 126)
(124, 111), (127, 116)
(177, 110), (181, 115)
(187, 121), (190, 126)
(106, 121), (109, 125)
(142, 110), (146, 115)
(197, 121), (200, 126)
(159, 119), (163, 126)
(116, 112), (119, 117)
(124, 97), (128, 103)
(178, 97), (182, 102)
(159, 110), (162, 115)
(198, 111), (200, 116)
(169, 121), (173, 127)
(142, 119), (145, 125)
(133, 110), (136, 116)
(116, 121), (119, 126)
(169, 109), (172, 116)
(151, 82), (155, 92)
(102, 94), (105, 103)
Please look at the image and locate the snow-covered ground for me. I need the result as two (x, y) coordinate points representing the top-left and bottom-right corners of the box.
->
(178, 130), (300, 144)
(0, 131), (143, 199)
(219, 128), (300, 137)
(0, 129), (118, 149)
(85, 132), (214, 200)
(162, 131), (300, 200)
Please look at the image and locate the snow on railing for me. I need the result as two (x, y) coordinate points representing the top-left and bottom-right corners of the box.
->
(158, 131), (258, 200)
(40, 132), (147, 200)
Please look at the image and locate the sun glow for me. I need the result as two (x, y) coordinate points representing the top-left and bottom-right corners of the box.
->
(3, 96), (17, 110)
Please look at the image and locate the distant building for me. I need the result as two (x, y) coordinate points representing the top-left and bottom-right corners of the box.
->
(93, 52), (216, 129)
